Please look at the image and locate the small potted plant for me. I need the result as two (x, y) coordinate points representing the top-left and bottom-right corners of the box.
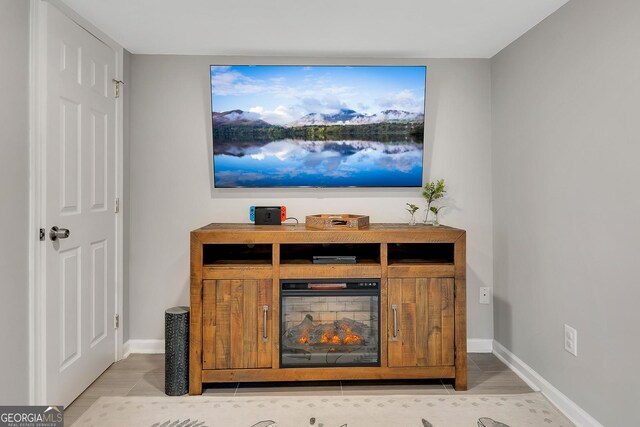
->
(405, 203), (419, 226)
(422, 179), (446, 224)
(429, 206), (445, 227)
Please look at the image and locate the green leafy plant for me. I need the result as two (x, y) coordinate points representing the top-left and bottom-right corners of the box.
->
(405, 203), (419, 215)
(430, 206), (445, 215)
(422, 179), (447, 223)
(406, 203), (420, 225)
(429, 205), (445, 226)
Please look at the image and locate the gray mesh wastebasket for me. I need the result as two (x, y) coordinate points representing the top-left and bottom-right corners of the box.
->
(165, 306), (189, 396)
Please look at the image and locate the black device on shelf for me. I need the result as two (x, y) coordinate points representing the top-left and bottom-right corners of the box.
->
(254, 207), (282, 225)
(312, 255), (357, 264)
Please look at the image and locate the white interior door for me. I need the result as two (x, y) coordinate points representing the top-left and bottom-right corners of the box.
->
(43, 2), (117, 407)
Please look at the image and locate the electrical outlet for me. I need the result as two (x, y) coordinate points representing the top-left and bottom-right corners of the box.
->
(479, 287), (490, 304)
(564, 324), (577, 356)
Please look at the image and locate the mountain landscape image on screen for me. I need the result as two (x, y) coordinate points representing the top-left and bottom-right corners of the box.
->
(211, 65), (426, 187)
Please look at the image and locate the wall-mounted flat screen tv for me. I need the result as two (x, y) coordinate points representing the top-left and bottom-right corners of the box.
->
(211, 65), (426, 188)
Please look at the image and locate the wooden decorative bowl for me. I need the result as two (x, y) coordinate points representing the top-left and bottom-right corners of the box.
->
(305, 214), (370, 230)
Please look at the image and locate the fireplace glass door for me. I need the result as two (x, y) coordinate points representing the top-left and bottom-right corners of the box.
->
(280, 280), (380, 368)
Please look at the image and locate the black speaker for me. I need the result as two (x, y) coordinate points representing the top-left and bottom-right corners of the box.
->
(165, 306), (189, 396)
(255, 207), (282, 225)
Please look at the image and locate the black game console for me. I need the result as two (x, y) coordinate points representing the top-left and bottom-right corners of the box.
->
(254, 207), (282, 225)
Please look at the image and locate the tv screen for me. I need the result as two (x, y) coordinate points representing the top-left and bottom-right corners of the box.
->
(211, 65), (426, 188)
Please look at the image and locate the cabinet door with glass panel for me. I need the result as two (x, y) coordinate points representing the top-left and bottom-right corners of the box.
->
(387, 277), (455, 367)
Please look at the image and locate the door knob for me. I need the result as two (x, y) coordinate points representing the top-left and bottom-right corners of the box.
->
(49, 226), (70, 241)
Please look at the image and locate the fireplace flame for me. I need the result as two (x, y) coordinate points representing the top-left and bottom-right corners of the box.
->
(299, 332), (362, 346)
(344, 334), (362, 344)
(286, 317), (368, 348)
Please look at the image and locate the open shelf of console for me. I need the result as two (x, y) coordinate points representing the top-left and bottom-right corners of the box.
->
(203, 243), (273, 265)
(279, 242), (381, 278)
(280, 243), (380, 264)
(387, 242), (454, 264)
(202, 243), (274, 279)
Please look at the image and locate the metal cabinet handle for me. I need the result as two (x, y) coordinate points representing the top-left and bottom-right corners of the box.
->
(262, 305), (269, 342)
(391, 304), (398, 341)
(49, 226), (70, 241)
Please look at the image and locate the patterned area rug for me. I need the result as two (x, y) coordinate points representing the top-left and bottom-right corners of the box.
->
(71, 393), (573, 427)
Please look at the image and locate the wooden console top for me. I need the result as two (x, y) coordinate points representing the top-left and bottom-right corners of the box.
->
(192, 223), (465, 244)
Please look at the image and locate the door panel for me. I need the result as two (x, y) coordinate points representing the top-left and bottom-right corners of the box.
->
(90, 239), (108, 347)
(388, 277), (455, 367)
(59, 247), (81, 370)
(59, 97), (81, 214)
(44, 3), (117, 407)
(203, 279), (272, 369)
(89, 108), (108, 212)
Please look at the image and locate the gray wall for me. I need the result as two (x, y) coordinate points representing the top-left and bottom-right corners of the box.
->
(128, 56), (494, 342)
(0, 0), (30, 405)
(491, 0), (640, 425)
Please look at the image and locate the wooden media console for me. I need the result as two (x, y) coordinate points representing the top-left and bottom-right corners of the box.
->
(189, 223), (467, 394)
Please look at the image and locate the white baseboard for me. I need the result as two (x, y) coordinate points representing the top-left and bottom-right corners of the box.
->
(124, 339), (165, 356)
(467, 338), (493, 353)
(122, 340), (131, 358)
(493, 340), (603, 427)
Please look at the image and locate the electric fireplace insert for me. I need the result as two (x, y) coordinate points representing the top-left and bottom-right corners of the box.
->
(280, 279), (380, 368)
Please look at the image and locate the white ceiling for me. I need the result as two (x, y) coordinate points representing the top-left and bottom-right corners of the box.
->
(60, 0), (569, 58)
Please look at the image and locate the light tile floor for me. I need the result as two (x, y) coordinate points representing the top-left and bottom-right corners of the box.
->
(64, 353), (532, 425)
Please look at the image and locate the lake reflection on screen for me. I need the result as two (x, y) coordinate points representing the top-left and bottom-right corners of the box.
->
(213, 139), (423, 188)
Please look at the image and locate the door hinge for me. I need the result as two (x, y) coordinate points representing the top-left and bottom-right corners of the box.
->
(114, 197), (120, 213)
(112, 79), (124, 98)
(114, 314), (120, 329)
(39, 228), (45, 241)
